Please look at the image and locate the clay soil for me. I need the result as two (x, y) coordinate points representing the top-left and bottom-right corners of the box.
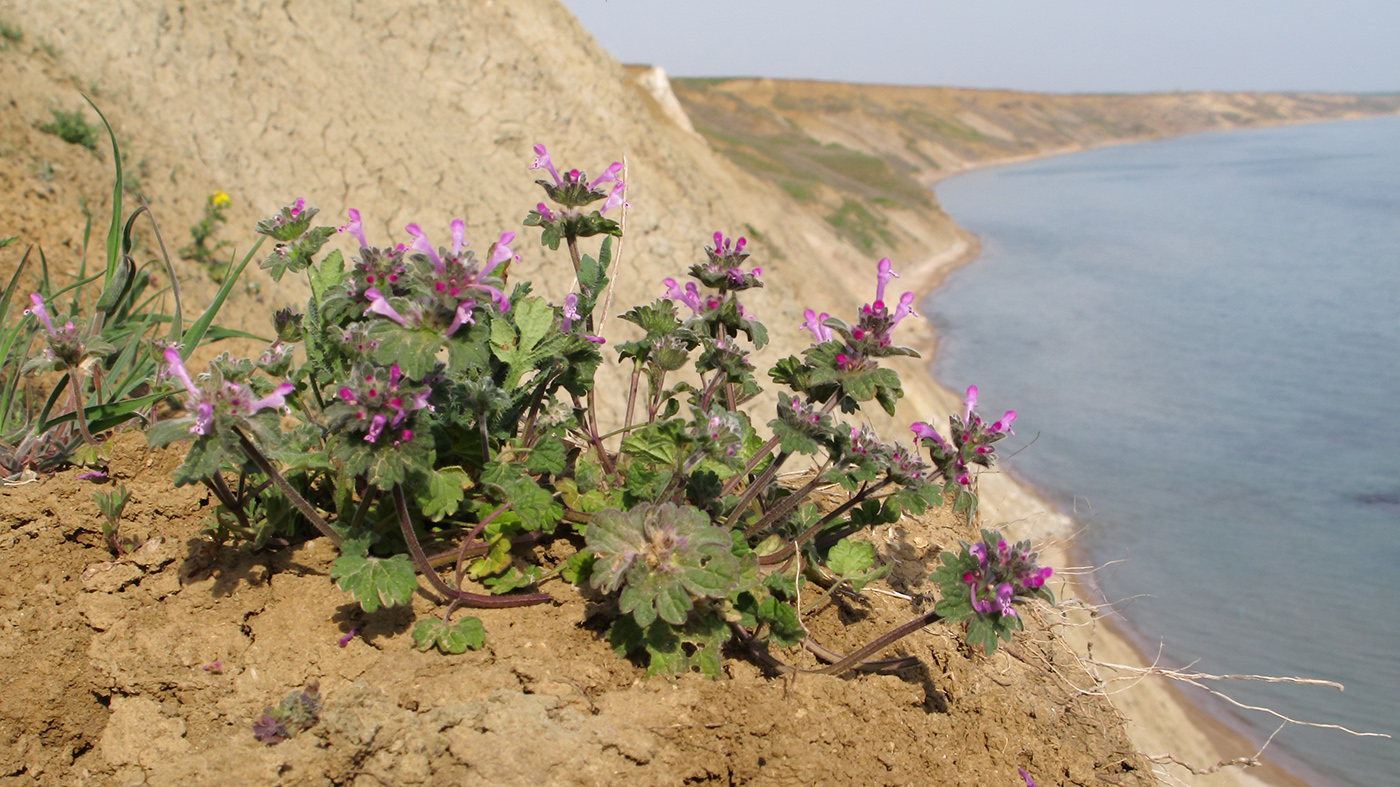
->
(0, 432), (1154, 787)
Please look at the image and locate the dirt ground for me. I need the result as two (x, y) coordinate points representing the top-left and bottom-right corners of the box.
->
(0, 432), (1153, 787)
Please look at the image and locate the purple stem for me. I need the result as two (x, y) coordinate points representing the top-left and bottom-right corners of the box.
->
(392, 485), (551, 609)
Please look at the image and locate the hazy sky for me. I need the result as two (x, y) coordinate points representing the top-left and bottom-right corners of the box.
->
(556, 1), (1400, 94)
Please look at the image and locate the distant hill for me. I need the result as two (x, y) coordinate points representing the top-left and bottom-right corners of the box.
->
(666, 75), (1400, 260)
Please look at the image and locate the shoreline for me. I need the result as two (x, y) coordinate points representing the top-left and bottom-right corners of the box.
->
(901, 136), (1335, 786)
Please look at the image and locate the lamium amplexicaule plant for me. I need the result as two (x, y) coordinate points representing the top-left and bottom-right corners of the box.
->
(143, 142), (1054, 676)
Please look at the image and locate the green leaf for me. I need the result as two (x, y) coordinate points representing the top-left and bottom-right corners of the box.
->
(559, 550), (595, 585)
(524, 438), (566, 476)
(370, 322), (445, 380)
(496, 476), (562, 532)
(757, 597), (804, 648)
(490, 297), (560, 390)
(416, 466), (472, 522)
(467, 537), (513, 580)
(827, 538), (876, 577)
(607, 615), (646, 658)
(310, 250), (345, 305)
(412, 617), (486, 654)
(329, 548), (416, 613)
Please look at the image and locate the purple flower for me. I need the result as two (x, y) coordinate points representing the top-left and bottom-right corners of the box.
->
(483, 231), (516, 279)
(963, 385), (978, 422)
(338, 208), (367, 249)
(534, 202), (556, 222)
(561, 293), (581, 332)
(450, 218), (467, 255)
(1019, 768), (1036, 787)
(445, 298), (478, 337)
(970, 585), (993, 615)
(364, 413), (387, 443)
(530, 143), (561, 186)
(363, 288), (407, 326)
(289, 198), (305, 218)
(874, 257), (898, 306)
(995, 583), (1016, 617)
(337, 629), (358, 648)
(76, 470), (107, 481)
(662, 278), (703, 315)
(250, 383), (296, 414)
(990, 410), (1017, 436)
(970, 542), (989, 566)
(891, 291), (917, 327)
(405, 223), (444, 273)
(588, 161), (623, 190)
(910, 421), (952, 452)
(600, 180), (627, 215)
(25, 293), (56, 334)
(801, 309), (833, 343)
(202, 661), (222, 673)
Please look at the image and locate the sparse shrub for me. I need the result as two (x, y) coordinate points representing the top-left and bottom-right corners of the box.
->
(179, 191), (233, 278)
(0, 21), (21, 50)
(38, 107), (101, 151)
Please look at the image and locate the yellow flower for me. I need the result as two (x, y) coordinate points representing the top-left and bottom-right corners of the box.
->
(209, 191), (231, 207)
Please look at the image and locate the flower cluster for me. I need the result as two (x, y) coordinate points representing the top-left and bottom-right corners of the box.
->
(161, 347), (293, 436)
(330, 362), (432, 446)
(801, 258), (916, 372)
(523, 144), (626, 250)
(961, 532), (1053, 618)
(910, 385), (1016, 488)
(22, 293), (86, 371)
(338, 211), (516, 338)
(688, 231), (763, 293)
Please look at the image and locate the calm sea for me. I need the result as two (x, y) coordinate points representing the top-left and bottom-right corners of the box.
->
(925, 115), (1400, 787)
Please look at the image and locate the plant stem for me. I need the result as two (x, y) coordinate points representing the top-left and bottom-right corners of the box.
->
(721, 434), (781, 498)
(757, 479), (892, 566)
(571, 393), (614, 475)
(66, 371), (99, 447)
(565, 235), (583, 278)
(724, 449), (792, 531)
(235, 430), (342, 547)
(623, 363), (640, 434)
(349, 485), (379, 533)
(204, 475), (252, 535)
(391, 485), (550, 609)
(741, 473), (826, 537)
(454, 503), (507, 590)
(807, 609), (942, 676)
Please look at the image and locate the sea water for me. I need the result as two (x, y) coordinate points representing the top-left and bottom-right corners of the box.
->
(925, 115), (1400, 787)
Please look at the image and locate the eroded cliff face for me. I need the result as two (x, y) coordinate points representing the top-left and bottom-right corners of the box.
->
(4, 0), (952, 439)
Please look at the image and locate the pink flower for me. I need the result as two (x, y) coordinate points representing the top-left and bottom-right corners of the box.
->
(363, 288), (407, 326)
(483, 232), (516, 277)
(662, 278), (703, 314)
(990, 410), (1017, 435)
(874, 258), (898, 306)
(588, 161), (623, 190)
(891, 291), (918, 327)
(24, 293), (55, 334)
(534, 202), (556, 222)
(250, 383), (296, 414)
(963, 385), (978, 422)
(445, 299), (478, 337)
(338, 208), (367, 249)
(600, 181), (627, 214)
(801, 309), (833, 343)
(405, 223), (444, 273)
(530, 143), (561, 186)
(450, 218), (467, 255)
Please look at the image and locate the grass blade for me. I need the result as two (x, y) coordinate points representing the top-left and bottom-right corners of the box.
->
(182, 238), (262, 357)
